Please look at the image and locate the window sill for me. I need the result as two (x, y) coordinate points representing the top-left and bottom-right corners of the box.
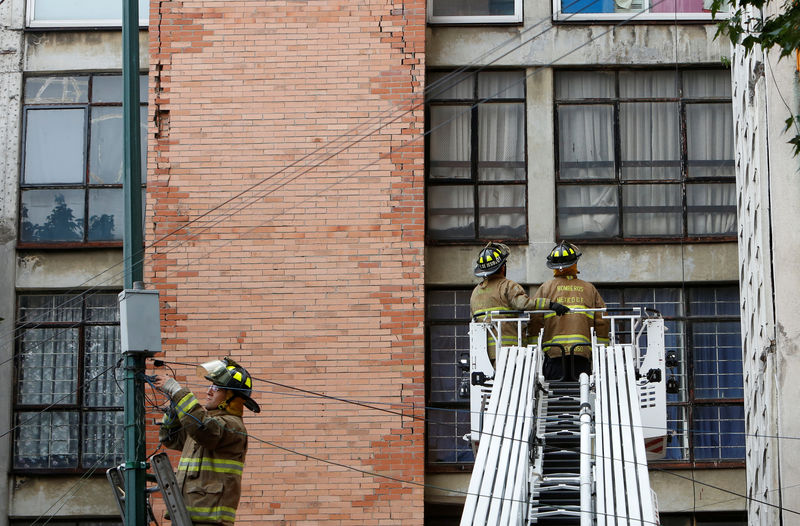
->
(650, 460), (745, 469)
(560, 237), (737, 245)
(17, 242), (124, 250)
(552, 11), (729, 23)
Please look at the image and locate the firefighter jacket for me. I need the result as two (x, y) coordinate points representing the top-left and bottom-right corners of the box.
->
(529, 275), (610, 360)
(471, 274), (550, 360)
(159, 387), (248, 526)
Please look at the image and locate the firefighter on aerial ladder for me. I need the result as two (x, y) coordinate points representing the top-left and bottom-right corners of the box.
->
(470, 242), (570, 364)
(529, 241), (610, 380)
(154, 357), (260, 526)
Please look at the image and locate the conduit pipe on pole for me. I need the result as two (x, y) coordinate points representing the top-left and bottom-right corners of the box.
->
(579, 372), (593, 526)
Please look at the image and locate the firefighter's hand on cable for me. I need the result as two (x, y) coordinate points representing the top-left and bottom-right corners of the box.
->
(549, 301), (570, 316)
(153, 374), (182, 397)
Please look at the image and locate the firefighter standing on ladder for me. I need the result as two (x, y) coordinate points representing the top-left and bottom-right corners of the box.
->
(154, 357), (260, 526)
(529, 241), (610, 380)
(470, 242), (570, 363)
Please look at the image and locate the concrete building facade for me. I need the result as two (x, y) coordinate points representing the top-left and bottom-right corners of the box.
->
(0, 0), (776, 524)
(730, 2), (800, 523)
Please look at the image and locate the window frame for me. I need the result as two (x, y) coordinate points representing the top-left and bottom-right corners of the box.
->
(18, 73), (147, 249)
(427, 0), (523, 24)
(425, 287), (475, 472)
(13, 291), (124, 475)
(425, 69), (529, 245)
(26, 0), (149, 29)
(554, 68), (736, 244)
(551, 0), (731, 22)
(597, 283), (744, 468)
(424, 283), (744, 470)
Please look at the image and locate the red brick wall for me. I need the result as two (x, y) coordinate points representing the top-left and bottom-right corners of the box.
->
(146, 0), (426, 523)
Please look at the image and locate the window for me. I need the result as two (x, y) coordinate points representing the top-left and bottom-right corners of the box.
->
(427, 0), (522, 24)
(12, 521), (122, 526)
(555, 69), (736, 242)
(426, 289), (474, 467)
(426, 70), (527, 242)
(14, 293), (123, 472)
(599, 285), (744, 463)
(553, 0), (729, 21)
(27, 0), (149, 28)
(425, 284), (744, 467)
(20, 75), (147, 246)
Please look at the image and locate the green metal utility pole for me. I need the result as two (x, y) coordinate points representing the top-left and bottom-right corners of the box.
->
(122, 0), (146, 524)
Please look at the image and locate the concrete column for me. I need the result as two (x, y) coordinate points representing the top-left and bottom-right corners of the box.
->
(0, 0), (25, 525)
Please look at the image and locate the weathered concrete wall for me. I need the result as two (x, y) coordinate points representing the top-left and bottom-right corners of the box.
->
(731, 0), (800, 521)
(16, 250), (125, 289)
(0, 0), (25, 524)
(24, 30), (148, 72)
(8, 477), (118, 518)
(3, 17), (149, 523)
(426, 243), (739, 287)
(428, 0), (726, 67)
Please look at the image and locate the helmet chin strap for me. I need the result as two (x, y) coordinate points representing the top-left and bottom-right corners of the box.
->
(217, 391), (245, 415)
(216, 391), (236, 411)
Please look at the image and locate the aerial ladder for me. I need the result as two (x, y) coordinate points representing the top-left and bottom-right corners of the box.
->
(460, 308), (668, 526)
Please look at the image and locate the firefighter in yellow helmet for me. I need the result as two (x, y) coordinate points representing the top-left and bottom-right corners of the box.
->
(470, 242), (570, 363)
(529, 241), (610, 380)
(154, 357), (260, 526)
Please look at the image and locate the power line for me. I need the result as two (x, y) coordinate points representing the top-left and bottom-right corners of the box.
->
(0, 0), (596, 354)
(0, 0), (676, 359)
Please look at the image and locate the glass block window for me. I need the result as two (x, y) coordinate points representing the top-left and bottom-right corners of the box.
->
(555, 69), (736, 242)
(599, 284), (744, 462)
(426, 70), (527, 243)
(27, 0), (149, 28)
(426, 289), (474, 466)
(14, 293), (123, 471)
(426, 284), (743, 467)
(428, 0), (522, 23)
(20, 75), (147, 246)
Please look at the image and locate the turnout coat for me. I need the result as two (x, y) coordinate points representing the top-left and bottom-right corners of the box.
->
(160, 388), (248, 526)
(530, 275), (610, 360)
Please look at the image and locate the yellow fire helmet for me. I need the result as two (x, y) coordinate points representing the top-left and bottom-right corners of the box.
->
(546, 241), (582, 270)
(474, 242), (510, 277)
(198, 357), (260, 413)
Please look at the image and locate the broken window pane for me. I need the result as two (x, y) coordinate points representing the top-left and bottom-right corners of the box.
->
(24, 76), (88, 104)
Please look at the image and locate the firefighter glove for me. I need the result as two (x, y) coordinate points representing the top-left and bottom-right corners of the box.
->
(550, 301), (570, 316)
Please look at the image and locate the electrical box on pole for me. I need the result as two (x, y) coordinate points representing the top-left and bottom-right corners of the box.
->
(119, 287), (162, 355)
(122, 0), (145, 523)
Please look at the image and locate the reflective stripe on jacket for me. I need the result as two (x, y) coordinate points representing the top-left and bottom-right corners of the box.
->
(470, 275), (548, 360)
(160, 388), (248, 526)
(530, 275), (610, 360)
